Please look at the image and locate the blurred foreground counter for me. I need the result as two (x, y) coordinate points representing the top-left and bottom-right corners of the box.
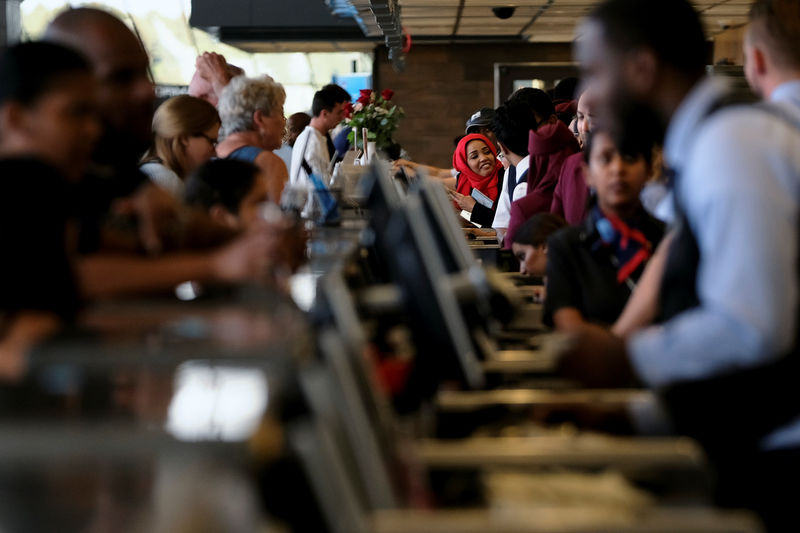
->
(0, 161), (765, 533)
(0, 284), (325, 532)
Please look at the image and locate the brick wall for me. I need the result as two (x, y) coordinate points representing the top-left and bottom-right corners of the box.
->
(713, 27), (746, 66)
(373, 43), (573, 169)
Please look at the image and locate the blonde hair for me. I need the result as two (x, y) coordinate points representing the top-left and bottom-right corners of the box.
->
(142, 95), (220, 178)
(218, 75), (286, 137)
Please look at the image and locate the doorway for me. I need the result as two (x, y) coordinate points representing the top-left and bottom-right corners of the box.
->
(494, 62), (579, 107)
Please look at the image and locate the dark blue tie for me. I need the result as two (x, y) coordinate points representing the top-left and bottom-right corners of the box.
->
(506, 164), (517, 200)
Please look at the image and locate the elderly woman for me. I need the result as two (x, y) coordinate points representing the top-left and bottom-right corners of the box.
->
(140, 94), (221, 198)
(215, 75), (288, 204)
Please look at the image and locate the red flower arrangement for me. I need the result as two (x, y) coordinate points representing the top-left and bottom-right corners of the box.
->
(345, 88), (404, 150)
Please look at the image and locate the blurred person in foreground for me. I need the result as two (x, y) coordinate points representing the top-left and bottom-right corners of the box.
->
(0, 41), (99, 378)
(560, 0), (800, 527)
(45, 8), (299, 298)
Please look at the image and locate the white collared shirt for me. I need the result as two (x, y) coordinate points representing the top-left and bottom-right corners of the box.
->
(290, 125), (331, 186)
(493, 155), (530, 229)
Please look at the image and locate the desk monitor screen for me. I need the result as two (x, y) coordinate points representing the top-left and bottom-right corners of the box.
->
(359, 160), (400, 232)
(413, 179), (477, 275)
(379, 196), (485, 390)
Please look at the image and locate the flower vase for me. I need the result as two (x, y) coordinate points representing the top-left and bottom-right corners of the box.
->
(367, 141), (377, 162)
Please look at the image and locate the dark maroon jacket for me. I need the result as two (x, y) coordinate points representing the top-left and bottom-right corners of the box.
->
(550, 151), (589, 225)
(506, 121), (579, 246)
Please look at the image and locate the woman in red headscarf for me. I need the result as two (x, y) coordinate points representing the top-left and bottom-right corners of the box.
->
(448, 133), (504, 227)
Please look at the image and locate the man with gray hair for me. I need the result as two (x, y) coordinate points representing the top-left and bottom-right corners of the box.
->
(215, 74), (289, 204)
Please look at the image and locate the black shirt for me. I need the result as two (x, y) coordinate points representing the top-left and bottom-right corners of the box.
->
(0, 158), (81, 322)
(543, 207), (665, 327)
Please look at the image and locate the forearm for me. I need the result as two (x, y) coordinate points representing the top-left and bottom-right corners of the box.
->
(553, 307), (586, 331)
(398, 160), (453, 180)
(432, 176), (457, 189)
(612, 233), (672, 339)
(0, 312), (61, 380)
(628, 306), (781, 388)
(78, 253), (215, 299)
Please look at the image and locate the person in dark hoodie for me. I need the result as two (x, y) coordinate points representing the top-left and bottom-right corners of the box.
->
(550, 88), (595, 224)
(505, 89), (580, 245)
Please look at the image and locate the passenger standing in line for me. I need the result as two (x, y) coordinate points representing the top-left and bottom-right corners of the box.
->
(558, 0), (800, 528)
(550, 89), (595, 224)
(140, 95), (221, 199)
(505, 88), (580, 245)
(215, 75), (289, 204)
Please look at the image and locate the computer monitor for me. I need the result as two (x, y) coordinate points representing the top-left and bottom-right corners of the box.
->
(377, 194), (485, 390)
(412, 178), (477, 275)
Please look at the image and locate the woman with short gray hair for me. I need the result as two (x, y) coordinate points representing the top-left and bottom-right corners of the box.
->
(216, 75), (288, 203)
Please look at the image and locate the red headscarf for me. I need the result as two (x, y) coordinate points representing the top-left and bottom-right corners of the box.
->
(452, 133), (501, 203)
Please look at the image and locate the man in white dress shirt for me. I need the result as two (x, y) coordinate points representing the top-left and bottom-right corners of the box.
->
(290, 84), (350, 188)
(560, 0), (800, 528)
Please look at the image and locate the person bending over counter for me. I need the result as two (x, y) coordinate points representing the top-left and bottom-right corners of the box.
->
(510, 213), (566, 278)
(543, 129), (664, 330)
(509, 213), (566, 303)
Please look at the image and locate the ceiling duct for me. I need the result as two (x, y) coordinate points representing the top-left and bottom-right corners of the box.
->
(327, 0), (406, 71)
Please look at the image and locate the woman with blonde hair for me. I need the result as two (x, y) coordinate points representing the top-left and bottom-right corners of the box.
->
(140, 94), (221, 198)
(215, 75), (288, 204)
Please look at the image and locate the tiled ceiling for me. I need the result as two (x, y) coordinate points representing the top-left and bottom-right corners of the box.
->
(400, 0), (754, 42)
